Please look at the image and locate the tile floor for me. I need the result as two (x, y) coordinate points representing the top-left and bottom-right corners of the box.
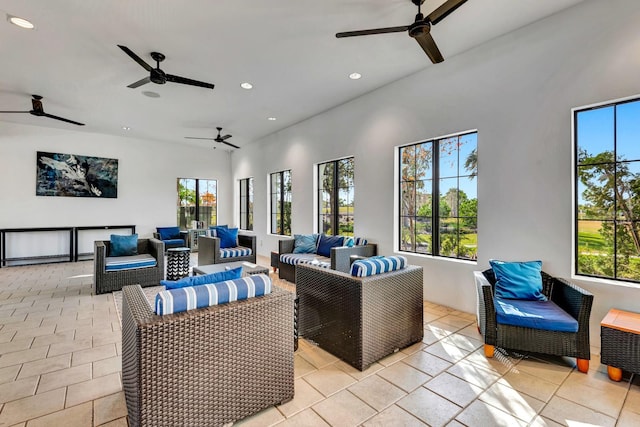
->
(0, 255), (638, 426)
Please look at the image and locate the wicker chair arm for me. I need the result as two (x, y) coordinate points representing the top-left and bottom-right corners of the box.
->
(330, 244), (377, 273)
(278, 238), (294, 254)
(148, 238), (165, 271)
(474, 271), (497, 345)
(197, 236), (221, 265)
(238, 234), (256, 252)
(549, 276), (594, 324)
(94, 241), (107, 273)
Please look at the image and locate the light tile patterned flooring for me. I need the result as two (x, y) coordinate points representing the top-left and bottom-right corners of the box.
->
(0, 255), (638, 426)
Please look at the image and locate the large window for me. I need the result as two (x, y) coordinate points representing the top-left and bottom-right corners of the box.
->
(239, 177), (253, 231)
(575, 97), (640, 283)
(318, 157), (354, 236)
(270, 170), (291, 235)
(177, 178), (217, 229)
(399, 131), (477, 260)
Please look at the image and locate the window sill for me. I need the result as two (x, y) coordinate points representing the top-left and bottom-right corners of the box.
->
(571, 274), (640, 290)
(396, 250), (477, 265)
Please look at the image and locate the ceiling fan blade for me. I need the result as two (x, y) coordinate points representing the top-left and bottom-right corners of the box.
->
(118, 45), (153, 72)
(220, 135), (232, 141)
(427, 0), (468, 25)
(166, 74), (215, 89)
(0, 111), (29, 113)
(222, 140), (240, 149)
(127, 76), (151, 88)
(42, 113), (85, 126)
(415, 32), (444, 63)
(336, 25), (409, 38)
(185, 137), (215, 140)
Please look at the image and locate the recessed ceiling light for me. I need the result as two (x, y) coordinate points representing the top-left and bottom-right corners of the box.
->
(122, 126), (131, 131)
(142, 91), (160, 98)
(349, 72), (362, 80)
(240, 82), (253, 90)
(7, 14), (34, 29)
(267, 117), (277, 121)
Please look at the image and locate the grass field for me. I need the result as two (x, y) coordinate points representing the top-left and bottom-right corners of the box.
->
(578, 220), (610, 253)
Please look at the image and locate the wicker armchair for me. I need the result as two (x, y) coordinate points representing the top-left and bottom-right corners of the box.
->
(197, 234), (256, 265)
(278, 238), (377, 283)
(93, 238), (164, 295)
(121, 284), (295, 427)
(475, 269), (593, 372)
(296, 263), (423, 371)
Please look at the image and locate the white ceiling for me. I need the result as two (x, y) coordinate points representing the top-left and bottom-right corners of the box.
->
(0, 0), (584, 150)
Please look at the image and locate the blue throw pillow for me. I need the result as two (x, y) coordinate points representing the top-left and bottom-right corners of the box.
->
(293, 234), (319, 254)
(208, 224), (228, 237)
(489, 259), (547, 301)
(316, 234), (344, 257)
(161, 266), (243, 289)
(343, 237), (355, 247)
(217, 227), (239, 249)
(157, 227), (181, 240)
(110, 234), (138, 257)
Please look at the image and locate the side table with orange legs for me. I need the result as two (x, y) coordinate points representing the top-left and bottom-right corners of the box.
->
(600, 308), (640, 381)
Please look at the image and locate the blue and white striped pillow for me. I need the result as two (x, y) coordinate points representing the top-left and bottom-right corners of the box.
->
(155, 274), (272, 315)
(350, 256), (406, 277)
(354, 237), (368, 246)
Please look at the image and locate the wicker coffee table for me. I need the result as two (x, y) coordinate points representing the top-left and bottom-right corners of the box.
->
(193, 261), (269, 277)
(601, 308), (640, 381)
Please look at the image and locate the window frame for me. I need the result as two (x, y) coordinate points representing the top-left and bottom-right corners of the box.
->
(269, 170), (292, 236)
(317, 157), (355, 236)
(397, 130), (478, 261)
(573, 94), (640, 284)
(239, 177), (253, 231)
(176, 178), (217, 230)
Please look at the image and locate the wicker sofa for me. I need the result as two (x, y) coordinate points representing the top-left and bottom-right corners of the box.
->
(121, 283), (295, 427)
(93, 238), (164, 295)
(475, 269), (593, 372)
(277, 238), (377, 283)
(197, 234), (256, 265)
(296, 262), (423, 370)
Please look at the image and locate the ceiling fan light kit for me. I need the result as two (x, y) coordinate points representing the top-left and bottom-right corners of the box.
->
(335, 0), (468, 64)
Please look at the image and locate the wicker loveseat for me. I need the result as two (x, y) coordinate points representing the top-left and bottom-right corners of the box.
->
(277, 237), (377, 283)
(296, 261), (423, 370)
(475, 269), (593, 372)
(93, 238), (164, 295)
(121, 283), (295, 427)
(197, 234), (256, 265)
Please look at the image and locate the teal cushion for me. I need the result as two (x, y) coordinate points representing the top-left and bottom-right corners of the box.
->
(489, 260), (547, 301)
(208, 224), (228, 237)
(293, 234), (319, 254)
(157, 227), (180, 240)
(316, 234), (344, 257)
(110, 234), (138, 257)
(161, 266), (243, 289)
(217, 227), (239, 249)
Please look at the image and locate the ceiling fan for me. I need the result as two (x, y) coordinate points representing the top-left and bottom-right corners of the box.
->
(0, 95), (85, 126)
(336, 0), (468, 64)
(185, 127), (240, 149)
(117, 45), (215, 90)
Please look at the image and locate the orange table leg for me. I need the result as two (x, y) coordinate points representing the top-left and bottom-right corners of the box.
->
(576, 358), (589, 373)
(607, 366), (622, 381)
(484, 344), (495, 358)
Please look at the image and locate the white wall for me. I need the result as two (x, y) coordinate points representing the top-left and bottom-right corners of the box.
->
(0, 122), (232, 258)
(232, 0), (640, 348)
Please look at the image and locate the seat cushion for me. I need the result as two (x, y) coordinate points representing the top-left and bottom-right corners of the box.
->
(351, 256), (406, 277)
(105, 254), (157, 271)
(110, 234), (138, 257)
(220, 247), (252, 258)
(280, 253), (329, 267)
(489, 259), (547, 301)
(155, 274), (272, 315)
(162, 238), (185, 247)
(157, 226), (181, 240)
(161, 266), (243, 289)
(494, 297), (579, 333)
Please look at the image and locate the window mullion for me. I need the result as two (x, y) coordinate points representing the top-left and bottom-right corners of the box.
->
(433, 139), (440, 257)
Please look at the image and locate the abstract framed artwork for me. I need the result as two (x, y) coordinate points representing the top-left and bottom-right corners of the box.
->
(36, 151), (118, 198)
